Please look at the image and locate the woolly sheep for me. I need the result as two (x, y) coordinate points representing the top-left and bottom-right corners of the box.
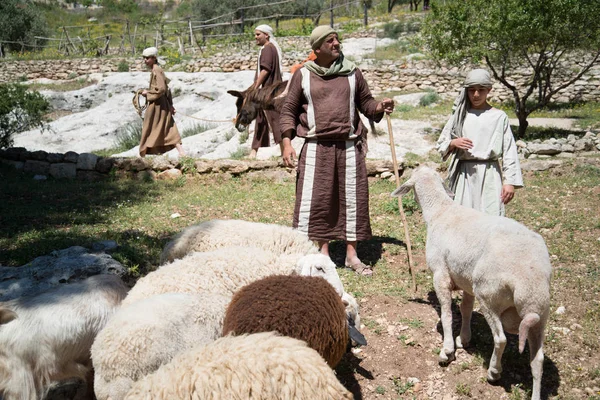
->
(122, 247), (345, 307)
(223, 275), (350, 367)
(160, 219), (319, 264)
(124, 332), (354, 400)
(391, 166), (551, 400)
(0, 274), (128, 400)
(92, 292), (230, 400)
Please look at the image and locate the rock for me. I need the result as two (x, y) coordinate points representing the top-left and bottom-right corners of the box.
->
(527, 143), (562, 155)
(50, 163), (77, 179)
(95, 157), (115, 173)
(0, 246), (125, 301)
(76, 170), (105, 181)
(63, 151), (79, 163)
(33, 174), (47, 180)
(157, 169), (182, 180)
(24, 160), (50, 175)
(76, 153), (98, 170)
(520, 160), (563, 171)
(30, 150), (49, 161)
(555, 306), (566, 315)
(213, 160), (249, 174)
(151, 156), (174, 171)
(91, 240), (118, 252)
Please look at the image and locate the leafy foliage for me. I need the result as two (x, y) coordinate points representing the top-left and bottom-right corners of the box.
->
(421, 0), (600, 139)
(0, 0), (49, 53)
(0, 84), (49, 149)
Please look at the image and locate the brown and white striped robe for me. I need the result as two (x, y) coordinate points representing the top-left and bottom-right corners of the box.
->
(279, 67), (383, 242)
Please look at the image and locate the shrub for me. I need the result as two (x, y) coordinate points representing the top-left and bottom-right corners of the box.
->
(419, 90), (440, 107)
(117, 61), (130, 72)
(114, 120), (143, 152)
(0, 83), (50, 149)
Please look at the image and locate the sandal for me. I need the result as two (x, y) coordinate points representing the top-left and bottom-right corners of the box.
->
(345, 260), (373, 277)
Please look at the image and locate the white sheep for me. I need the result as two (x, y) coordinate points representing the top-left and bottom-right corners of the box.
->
(92, 292), (231, 400)
(0, 274), (128, 400)
(160, 219), (319, 264)
(122, 247), (345, 307)
(124, 332), (354, 400)
(391, 166), (551, 400)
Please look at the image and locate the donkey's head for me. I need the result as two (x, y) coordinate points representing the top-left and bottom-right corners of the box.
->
(227, 86), (260, 132)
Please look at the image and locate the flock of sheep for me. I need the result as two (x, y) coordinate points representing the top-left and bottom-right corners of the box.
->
(0, 166), (552, 400)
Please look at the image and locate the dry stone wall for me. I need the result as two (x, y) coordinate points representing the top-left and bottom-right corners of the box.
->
(1, 37), (599, 103)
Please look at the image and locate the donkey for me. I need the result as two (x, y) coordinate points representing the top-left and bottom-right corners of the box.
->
(227, 80), (288, 132)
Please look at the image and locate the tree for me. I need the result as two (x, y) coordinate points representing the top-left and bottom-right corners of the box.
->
(0, 84), (49, 149)
(0, 0), (49, 54)
(421, 0), (600, 139)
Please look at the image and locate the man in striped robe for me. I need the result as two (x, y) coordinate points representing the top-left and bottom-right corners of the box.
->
(279, 26), (394, 276)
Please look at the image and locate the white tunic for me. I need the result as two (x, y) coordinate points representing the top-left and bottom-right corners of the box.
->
(437, 107), (523, 216)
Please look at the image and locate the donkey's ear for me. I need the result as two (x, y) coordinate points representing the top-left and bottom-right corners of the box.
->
(227, 90), (243, 98)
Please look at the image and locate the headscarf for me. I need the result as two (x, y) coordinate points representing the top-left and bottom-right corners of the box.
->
(142, 47), (166, 66)
(310, 25), (336, 50)
(445, 69), (493, 186)
(255, 24), (283, 76)
(304, 26), (355, 77)
(450, 69), (493, 139)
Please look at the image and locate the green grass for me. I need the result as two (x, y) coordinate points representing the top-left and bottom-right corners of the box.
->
(497, 101), (600, 131)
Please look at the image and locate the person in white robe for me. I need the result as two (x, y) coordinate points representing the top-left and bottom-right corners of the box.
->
(437, 69), (523, 216)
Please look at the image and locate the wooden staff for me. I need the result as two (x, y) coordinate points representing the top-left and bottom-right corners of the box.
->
(386, 114), (417, 292)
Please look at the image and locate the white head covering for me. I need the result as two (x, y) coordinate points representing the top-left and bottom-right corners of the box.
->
(255, 24), (283, 76)
(142, 47), (166, 66)
(450, 69), (493, 138)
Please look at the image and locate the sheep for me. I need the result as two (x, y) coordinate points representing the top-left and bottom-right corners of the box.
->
(0, 274), (128, 400)
(124, 332), (354, 400)
(92, 292), (231, 400)
(222, 275), (351, 368)
(391, 166), (551, 400)
(122, 246), (345, 307)
(160, 219), (319, 264)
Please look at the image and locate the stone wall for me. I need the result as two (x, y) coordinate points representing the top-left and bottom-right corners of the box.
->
(2, 37), (599, 103)
(2, 131), (599, 181)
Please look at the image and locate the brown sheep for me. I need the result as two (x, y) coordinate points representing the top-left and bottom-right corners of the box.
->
(222, 274), (349, 368)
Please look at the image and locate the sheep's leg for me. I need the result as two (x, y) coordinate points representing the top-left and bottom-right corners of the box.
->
(433, 272), (455, 364)
(528, 327), (545, 400)
(481, 306), (506, 382)
(456, 291), (474, 349)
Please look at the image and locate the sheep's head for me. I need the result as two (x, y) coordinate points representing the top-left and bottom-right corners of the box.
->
(342, 291), (366, 346)
(391, 166), (454, 206)
(296, 254), (344, 297)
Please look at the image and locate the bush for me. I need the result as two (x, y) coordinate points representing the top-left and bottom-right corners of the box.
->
(0, 83), (50, 149)
(114, 120), (143, 152)
(419, 90), (440, 107)
(382, 19), (421, 39)
(0, 0), (49, 53)
(117, 61), (130, 72)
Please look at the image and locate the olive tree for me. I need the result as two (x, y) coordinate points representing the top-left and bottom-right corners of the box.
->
(0, 84), (49, 149)
(0, 0), (48, 54)
(421, 0), (600, 138)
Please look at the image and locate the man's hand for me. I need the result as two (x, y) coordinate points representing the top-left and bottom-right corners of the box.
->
(450, 137), (473, 150)
(281, 137), (296, 168)
(171, 107), (176, 115)
(376, 98), (395, 114)
(141, 90), (148, 97)
(501, 184), (515, 204)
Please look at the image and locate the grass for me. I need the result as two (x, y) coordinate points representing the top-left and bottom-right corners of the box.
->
(497, 101), (600, 131)
(26, 78), (98, 92)
(1, 140), (599, 399)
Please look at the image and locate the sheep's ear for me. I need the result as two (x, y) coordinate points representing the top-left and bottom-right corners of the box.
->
(390, 182), (413, 198)
(0, 308), (17, 325)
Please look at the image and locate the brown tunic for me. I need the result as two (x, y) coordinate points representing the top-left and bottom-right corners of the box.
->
(253, 42), (283, 148)
(280, 67), (383, 242)
(139, 65), (182, 157)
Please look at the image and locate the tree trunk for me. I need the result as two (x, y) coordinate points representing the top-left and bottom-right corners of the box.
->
(515, 106), (529, 140)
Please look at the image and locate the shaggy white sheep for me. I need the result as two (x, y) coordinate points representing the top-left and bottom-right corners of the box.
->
(392, 166), (551, 400)
(124, 332), (354, 400)
(122, 247), (344, 307)
(160, 219), (319, 264)
(0, 274), (128, 400)
(92, 292), (230, 400)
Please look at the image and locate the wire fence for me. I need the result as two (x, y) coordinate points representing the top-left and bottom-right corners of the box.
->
(0, 0), (384, 58)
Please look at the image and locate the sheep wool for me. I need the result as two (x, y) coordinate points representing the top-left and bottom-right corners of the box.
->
(223, 275), (349, 368)
(391, 166), (551, 400)
(0, 274), (128, 400)
(124, 332), (354, 400)
(160, 219), (319, 264)
(92, 292), (231, 400)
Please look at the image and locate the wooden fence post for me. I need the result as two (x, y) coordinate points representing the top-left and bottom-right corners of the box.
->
(363, 1), (368, 26)
(189, 19), (198, 48)
(240, 8), (245, 33)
